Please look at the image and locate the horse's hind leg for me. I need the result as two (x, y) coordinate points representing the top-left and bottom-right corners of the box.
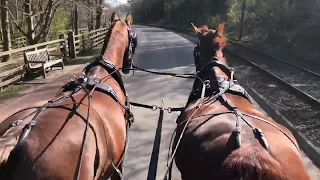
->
(110, 162), (123, 180)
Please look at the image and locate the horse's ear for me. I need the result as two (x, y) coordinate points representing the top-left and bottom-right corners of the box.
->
(111, 12), (120, 23)
(201, 25), (209, 32)
(191, 23), (203, 39)
(125, 13), (133, 26)
(216, 23), (225, 35)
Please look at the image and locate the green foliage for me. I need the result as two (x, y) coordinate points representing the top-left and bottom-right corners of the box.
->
(49, 7), (70, 40)
(130, 0), (317, 41)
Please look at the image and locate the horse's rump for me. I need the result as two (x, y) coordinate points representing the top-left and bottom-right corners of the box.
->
(217, 145), (289, 180)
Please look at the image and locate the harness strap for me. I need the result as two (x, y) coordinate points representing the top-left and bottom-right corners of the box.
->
(86, 78), (120, 103)
(84, 57), (126, 95)
(220, 93), (271, 152)
(219, 79), (252, 103)
(4, 57), (134, 180)
(14, 93), (69, 150)
(198, 59), (233, 79)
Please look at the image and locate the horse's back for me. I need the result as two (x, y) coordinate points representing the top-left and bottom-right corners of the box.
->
(0, 94), (126, 179)
(175, 100), (309, 180)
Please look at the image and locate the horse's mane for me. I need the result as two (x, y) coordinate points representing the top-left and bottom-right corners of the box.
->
(216, 145), (289, 180)
(100, 20), (128, 61)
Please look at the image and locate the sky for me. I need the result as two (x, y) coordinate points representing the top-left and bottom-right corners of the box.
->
(104, 0), (127, 5)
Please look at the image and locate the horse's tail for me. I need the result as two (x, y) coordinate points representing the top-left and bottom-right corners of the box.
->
(0, 136), (17, 164)
(217, 145), (289, 180)
(0, 136), (18, 178)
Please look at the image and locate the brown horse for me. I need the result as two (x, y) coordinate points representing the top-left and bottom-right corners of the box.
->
(0, 13), (137, 179)
(172, 23), (310, 180)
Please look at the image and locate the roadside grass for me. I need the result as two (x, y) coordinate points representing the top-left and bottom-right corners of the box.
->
(0, 84), (27, 102)
(65, 45), (102, 66)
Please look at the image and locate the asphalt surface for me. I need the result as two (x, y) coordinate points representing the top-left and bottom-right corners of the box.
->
(122, 25), (195, 180)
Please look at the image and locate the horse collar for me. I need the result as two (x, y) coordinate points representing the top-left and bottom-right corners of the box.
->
(84, 56), (126, 95)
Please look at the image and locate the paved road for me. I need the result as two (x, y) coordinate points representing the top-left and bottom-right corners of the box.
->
(122, 25), (195, 180)
(122, 25), (320, 180)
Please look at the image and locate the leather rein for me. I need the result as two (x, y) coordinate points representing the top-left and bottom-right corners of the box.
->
(162, 44), (301, 180)
(0, 22), (137, 180)
(0, 56), (135, 180)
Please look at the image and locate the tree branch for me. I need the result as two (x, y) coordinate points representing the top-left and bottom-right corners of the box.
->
(7, 1), (26, 13)
(38, 5), (58, 42)
(32, 1), (50, 33)
(34, 0), (60, 42)
(1, 5), (28, 36)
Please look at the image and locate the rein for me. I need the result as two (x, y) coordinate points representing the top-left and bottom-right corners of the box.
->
(0, 56), (134, 180)
(160, 57), (300, 180)
(132, 65), (196, 79)
(0, 45), (301, 179)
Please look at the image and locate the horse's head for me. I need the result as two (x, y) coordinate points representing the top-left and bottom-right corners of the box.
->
(123, 13), (138, 74)
(125, 13), (133, 27)
(101, 13), (137, 74)
(192, 23), (227, 68)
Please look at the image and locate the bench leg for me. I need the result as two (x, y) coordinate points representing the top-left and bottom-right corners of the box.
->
(42, 65), (46, 79)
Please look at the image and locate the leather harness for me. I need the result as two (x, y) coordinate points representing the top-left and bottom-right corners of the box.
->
(188, 44), (300, 153)
(1, 25), (138, 180)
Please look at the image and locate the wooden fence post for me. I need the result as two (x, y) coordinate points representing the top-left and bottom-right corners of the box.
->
(82, 32), (86, 50)
(90, 31), (94, 50)
(59, 34), (68, 60)
(67, 31), (76, 59)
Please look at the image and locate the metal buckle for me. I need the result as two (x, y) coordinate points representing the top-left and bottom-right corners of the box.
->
(203, 80), (211, 89)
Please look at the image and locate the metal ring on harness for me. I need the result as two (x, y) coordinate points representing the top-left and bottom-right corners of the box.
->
(152, 105), (158, 111)
(165, 107), (172, 113)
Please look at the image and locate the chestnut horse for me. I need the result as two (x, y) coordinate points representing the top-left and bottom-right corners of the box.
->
(171, 24), (310, 180)
(0, 13), (137, 179)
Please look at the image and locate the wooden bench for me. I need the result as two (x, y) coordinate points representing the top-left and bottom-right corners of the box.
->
(24, 48), (64, 78)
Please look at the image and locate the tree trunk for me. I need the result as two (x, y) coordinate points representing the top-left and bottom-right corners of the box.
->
(87, 0), (94, 30)
(95, 0), (103, 29)
(1, 0), (12, 62)
(24, 0), (35, 44)
(15, 0), (18, 18)
(74, 3), (79, 34)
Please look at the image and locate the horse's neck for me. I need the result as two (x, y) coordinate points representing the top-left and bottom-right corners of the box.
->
(213, 49), (228, 80)
(97, 41), (126, 78)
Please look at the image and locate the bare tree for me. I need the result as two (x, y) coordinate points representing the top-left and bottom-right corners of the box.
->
(95, 0), (103, 29)
(2, 0), (62, 45)
(1, 0), (12, 62)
